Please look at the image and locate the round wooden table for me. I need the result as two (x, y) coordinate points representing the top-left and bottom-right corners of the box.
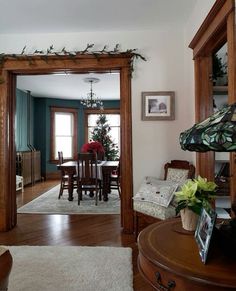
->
(138, 219), (236, 291)
(0, 249), (12, 291)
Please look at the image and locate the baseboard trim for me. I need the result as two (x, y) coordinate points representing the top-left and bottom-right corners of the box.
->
(45, 172), (60, 180)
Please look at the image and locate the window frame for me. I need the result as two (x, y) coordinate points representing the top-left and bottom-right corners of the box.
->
(50, 106), (78, 163)
(84, 108), (120, 146)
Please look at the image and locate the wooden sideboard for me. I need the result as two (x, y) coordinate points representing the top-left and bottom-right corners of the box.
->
(138, 219), (236, 291)
(16, 151), (41, 185)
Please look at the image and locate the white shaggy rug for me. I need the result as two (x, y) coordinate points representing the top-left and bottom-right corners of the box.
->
(17, 184), (120, 215)
(7, 246), (133, 291)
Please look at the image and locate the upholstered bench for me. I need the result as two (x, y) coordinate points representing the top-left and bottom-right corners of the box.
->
(133, 177), (178, 239)
(133, 160), (195, 239)
(0, 246), (12, 291)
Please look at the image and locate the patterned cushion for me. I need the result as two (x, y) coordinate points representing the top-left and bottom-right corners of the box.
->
(133, 176), (178, 220)
(133, 199), (175, 220)
(166, 168), (189, 183)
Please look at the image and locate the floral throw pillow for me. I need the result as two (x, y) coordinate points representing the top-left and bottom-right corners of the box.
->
(166, 168), (189, 183)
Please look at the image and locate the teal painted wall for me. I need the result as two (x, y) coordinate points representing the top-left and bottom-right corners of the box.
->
(16, 89), (120, 177)
(33, 97), (120, 175)
(34, 98), (47, 175)
(16, 89), (35, 151)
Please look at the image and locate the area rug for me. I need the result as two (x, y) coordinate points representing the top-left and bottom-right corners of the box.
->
(17, 184), (120, 215)
(7, 245), (133, 291)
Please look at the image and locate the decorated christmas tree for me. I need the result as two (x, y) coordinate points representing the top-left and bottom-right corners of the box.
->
(91, 114), (119, 161)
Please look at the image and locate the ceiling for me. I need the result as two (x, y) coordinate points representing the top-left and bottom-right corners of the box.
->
(17, 73), (120, 100)
(0, 0), (196, 34)
(5, 0), (196, 100)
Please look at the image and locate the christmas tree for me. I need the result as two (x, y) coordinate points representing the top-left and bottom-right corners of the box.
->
(91, 114), (119, 161)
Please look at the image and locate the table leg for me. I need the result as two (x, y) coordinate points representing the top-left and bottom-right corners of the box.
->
(67, 174), (74, 201)
(102, 169), (110, 201)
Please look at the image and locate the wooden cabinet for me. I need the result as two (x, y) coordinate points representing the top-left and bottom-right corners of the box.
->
(189, 0), (236, 213)
(213, 84), (230, 197)
(138, 219), (236, 290)
(16, 151), (41, 186)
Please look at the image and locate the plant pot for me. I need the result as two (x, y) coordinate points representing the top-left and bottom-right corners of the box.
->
(180, 208), (199, 231)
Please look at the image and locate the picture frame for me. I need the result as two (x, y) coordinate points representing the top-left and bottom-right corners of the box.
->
(194, 207), (217, 264)
(141, 91), (175, 121)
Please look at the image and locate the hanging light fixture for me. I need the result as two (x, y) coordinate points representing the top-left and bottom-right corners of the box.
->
(80, 77), (103, 109)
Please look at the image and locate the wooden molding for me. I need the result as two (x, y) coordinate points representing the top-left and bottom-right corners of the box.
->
(83, 108), (120, 143)
(190, 0), (236, 211)
(50, 107), (78, 161)
(0, 54), (133, 232)
(45, 172), (60, 180)
(189, 0), (234, 58)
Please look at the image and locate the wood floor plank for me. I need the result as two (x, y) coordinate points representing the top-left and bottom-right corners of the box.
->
(0, 180), (153, 291)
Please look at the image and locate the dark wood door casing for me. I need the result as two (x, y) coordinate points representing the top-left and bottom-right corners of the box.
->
(0, 54), (134, 232)
(189, 0), (236, 213)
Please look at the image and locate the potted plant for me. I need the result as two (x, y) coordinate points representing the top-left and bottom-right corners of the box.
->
(175, 176), (217, 231)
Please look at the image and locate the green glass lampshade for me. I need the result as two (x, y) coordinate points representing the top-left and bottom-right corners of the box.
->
(180, 103), (236, 152)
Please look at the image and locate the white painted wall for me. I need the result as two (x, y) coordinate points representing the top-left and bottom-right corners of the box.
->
(0, 0), (215, 193)
(185, 0), (216, 45)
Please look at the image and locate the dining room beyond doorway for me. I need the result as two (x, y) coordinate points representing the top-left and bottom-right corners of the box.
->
(0, 53), (133, 232)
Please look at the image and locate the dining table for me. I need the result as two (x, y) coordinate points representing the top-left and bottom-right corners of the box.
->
(58, 160), (119, 202)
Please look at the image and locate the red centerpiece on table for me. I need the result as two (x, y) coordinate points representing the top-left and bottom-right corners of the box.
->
(81, 141), (105, 160)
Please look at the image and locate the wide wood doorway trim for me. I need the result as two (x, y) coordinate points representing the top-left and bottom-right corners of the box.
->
(189, 0), (236, 210)
(0, 54), (134, 232)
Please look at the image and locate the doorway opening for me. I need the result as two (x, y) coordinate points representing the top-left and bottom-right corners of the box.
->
(15, 71), (121, 215)
(0, 54), (134, 233)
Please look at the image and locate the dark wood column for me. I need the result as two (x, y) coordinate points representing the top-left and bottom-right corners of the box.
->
(0, 71), (16, 230)
(194, 56), (215, 181)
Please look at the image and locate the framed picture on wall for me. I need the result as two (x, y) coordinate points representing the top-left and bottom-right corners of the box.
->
(194, 207), (217, 264)
(141, 91), (175, 121)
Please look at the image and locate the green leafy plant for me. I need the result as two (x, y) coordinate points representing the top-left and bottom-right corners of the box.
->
(175, 176), (217, 215)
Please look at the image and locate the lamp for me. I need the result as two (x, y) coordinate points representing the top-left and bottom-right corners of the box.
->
(80, 77), (103, 109)
(179, 103), (236, 152)
(179, 102), (236, 258)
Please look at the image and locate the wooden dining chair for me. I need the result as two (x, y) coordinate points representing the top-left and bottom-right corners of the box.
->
(110, 161), (121, 198)
(58, 151), (64, 165)
(77, 152), (102, 205)
(57, 151), (78, 199)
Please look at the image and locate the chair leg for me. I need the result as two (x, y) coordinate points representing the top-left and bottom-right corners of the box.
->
(95, 189), (98, 206)
(78, 188), (82, 205)
(58, 181), (64, 199)
(134, 212), (139, 241)
(99, 181), (102, 201)
(118, 183), (121, 198)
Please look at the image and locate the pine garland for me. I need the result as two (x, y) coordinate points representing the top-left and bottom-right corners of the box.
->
(0, 44), (146, 74)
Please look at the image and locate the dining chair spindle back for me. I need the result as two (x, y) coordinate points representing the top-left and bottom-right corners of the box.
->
(77, 152), (102, 205)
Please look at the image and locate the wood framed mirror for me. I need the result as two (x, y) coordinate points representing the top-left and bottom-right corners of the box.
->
(0, 54), (134, 232)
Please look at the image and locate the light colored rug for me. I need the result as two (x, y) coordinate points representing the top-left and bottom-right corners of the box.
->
(7, 245), (133, 291)
(17, 184), (120, 215)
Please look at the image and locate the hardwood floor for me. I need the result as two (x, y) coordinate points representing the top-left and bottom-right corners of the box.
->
(0, 180), (153, 291)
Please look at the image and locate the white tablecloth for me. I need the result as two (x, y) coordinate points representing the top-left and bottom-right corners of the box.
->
(77, 161), (106, 180)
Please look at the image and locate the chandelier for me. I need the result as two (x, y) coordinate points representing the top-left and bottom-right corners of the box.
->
(80, 77), (103, 109)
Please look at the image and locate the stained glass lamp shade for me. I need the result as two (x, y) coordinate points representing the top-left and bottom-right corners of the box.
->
(180, 103), (236, 152)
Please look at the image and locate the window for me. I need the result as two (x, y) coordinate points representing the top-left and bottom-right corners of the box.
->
(85, 109), (120, 154)
(50, 107), (78, 161)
